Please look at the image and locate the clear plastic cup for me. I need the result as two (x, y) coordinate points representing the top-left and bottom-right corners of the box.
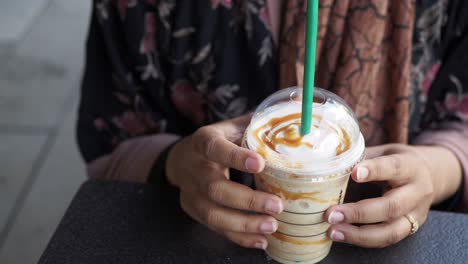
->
(243, 87), (365, 263)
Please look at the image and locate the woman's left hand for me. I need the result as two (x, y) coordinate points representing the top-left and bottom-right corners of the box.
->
(324, 143), (462, 248)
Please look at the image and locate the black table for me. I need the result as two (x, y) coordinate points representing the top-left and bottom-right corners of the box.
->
(39, 180), (468, 264)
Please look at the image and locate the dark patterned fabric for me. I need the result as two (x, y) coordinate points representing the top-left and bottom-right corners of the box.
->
(77, 0), (468, 163)
(280, 0), (415, 145)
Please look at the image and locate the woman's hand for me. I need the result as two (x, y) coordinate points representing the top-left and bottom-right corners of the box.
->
(325, 144), (462, 248)
(166, 114), (284, 250)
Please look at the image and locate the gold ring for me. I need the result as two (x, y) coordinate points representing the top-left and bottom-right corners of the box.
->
(404, 214), (419, 236)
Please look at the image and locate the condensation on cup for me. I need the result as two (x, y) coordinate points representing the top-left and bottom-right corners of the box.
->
(243, 87), (365, 264)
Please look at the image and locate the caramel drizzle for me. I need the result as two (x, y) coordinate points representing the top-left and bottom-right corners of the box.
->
(335, 127), (351, 156)
(252, 112), (351, 158)
(271, 232), (330, 245)
(264, 121), (314, 150)
(258, 177), (339, 203)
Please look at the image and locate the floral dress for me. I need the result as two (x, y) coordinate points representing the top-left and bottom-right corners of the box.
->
(77, 0), (468, 164)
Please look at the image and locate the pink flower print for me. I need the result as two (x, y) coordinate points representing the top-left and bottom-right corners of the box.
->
(140, 13), (156, 54)
(117, 0), (137, 19)
(444, 93), (468, 120)
(422, 63), (441, 95)
(112, 111), (157, 136)
(259, 6), (271, 31)
(171, 80), (205, 125)
(94, 118), (108, 131)
(210, 0), (233, 9)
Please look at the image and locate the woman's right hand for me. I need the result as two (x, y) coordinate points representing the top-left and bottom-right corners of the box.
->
(166, 114), (284, 250)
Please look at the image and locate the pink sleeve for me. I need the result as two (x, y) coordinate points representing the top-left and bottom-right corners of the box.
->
(413, 122), (468, 212)
(87, 134), (180, 183)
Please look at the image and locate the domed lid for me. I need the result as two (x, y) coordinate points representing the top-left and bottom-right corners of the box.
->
(246, 87), (364, 178)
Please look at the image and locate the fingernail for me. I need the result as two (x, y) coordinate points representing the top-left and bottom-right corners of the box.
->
(328, 211), (345, 224)
(254, 240), (267, 250)
(265, 199), (283, 214)
(260, 221), (277, 233)
(330, 230), (345, 241)
(357, 167), (369, 181)
(245, 157), (260, 172)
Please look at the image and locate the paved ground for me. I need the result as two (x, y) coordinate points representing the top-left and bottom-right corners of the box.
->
(0, 1), (91, 263)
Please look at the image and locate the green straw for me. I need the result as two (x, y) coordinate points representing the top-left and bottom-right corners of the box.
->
(301, 0), (319, 136)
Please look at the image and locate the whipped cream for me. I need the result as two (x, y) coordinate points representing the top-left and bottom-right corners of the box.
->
(246, 101), (363, 173)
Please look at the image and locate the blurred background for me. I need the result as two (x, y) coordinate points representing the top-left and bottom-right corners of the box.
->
(0, 1), (91, 263)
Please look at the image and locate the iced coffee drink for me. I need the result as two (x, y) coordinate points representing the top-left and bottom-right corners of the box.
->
(244, 87), (365, 263)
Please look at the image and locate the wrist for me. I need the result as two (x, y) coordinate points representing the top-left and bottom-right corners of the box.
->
(165, 138), (184, 187)
(147, 136), (181, 186)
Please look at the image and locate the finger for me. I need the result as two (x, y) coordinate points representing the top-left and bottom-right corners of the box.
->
(325, 184), (419, 224)
(207, 179), (284, 215)
(185, 195), (279, 234)
(206, 206), (278, 234)
(223, 231), (268, 250)
(351, 153), (414, 183)
(328, 216), (415, 248)
(193, 129), (265, 173)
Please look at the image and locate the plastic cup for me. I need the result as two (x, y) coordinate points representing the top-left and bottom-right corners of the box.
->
(243, 87), (365, 263)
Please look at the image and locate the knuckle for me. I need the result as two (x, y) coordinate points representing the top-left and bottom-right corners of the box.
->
(226, 148), (241, 167)
(246, 193), (257, 211)
(369, 161), (383, 180)
(385, 199), (402, 219)
(388, 155), (403, 177)
(207, 181), (224, 202)
(350, 205), (364, 223)
(194, 127), (217, 157)
(241, 219), (250, 233)
(206, 208), (220, 227)
(203, 138), (218, 159)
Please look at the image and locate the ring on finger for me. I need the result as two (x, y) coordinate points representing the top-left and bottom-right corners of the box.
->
(404, 214), (419, 236)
